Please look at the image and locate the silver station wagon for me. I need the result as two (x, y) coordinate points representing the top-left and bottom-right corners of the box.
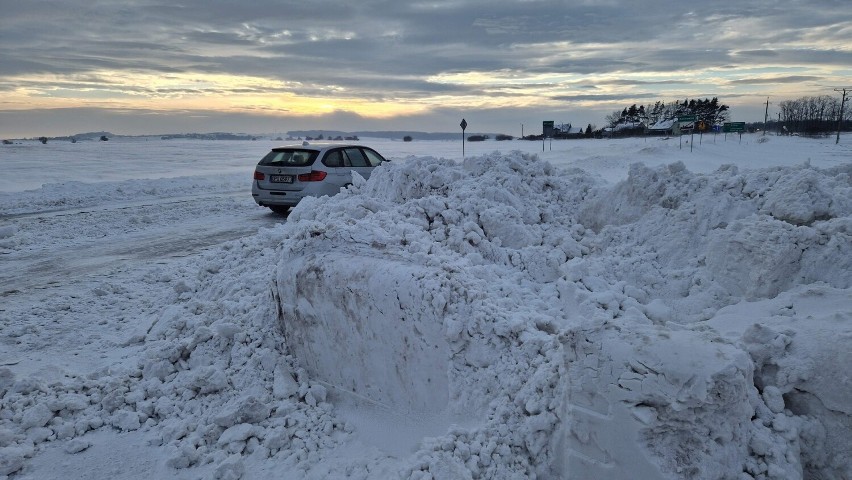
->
(252, 143), (388, 214)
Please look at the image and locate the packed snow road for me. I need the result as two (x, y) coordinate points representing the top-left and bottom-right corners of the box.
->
(0, 192), (279, 295)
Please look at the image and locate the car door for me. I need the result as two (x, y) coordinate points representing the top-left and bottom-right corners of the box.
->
(321, 149), (350, 188)
(342, 147), (374, 181)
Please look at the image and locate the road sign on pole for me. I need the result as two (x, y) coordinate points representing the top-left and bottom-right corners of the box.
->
(726, 122), (745, 132)
(677, 115), (697, 151)
(723, 122), (745, 143)
(460, 119), (467, 157)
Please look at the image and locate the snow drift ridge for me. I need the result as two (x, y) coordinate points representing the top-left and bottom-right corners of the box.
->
(275, 152), (851, 478)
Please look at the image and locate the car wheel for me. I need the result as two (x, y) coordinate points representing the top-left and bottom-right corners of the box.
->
(269, 205), (290, 215)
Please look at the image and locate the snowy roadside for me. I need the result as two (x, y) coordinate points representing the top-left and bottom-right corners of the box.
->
(1, 137), (850, 479)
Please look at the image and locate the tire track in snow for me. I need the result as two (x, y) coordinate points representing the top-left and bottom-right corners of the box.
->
(0, 197), (284, 295)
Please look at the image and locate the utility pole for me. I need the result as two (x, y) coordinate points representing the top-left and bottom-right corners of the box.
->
(835, 88), (850, 145)
(763, 97), (770, 136)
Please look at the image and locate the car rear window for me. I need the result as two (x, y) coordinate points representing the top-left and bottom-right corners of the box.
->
(258, 149), (318, 167)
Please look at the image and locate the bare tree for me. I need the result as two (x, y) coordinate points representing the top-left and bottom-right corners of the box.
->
(779, 96), (840, 135)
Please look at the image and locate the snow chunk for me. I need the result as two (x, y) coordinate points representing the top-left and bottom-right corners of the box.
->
(217, 423), (261, 446)
(21, 404), (53, 429)
(63, 438), (91, 454)
(214, 454), (245, 480)
(0, 445), (27, 476)
(213, 396), (271, 428)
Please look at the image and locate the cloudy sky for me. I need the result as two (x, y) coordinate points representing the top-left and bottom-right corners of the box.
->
(2, 0), (851, 137)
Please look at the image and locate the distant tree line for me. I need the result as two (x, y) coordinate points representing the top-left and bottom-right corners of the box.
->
(777, 95), (851, 136)
(606, 97), (730, 129)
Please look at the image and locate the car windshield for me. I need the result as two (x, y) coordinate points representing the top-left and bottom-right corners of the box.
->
(259, 149), (318, 167)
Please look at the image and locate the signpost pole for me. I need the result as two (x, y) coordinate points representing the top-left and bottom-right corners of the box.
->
(678, 115), (697, 152)
(542, 120), (554, 152)
(460, 118), (467, 158)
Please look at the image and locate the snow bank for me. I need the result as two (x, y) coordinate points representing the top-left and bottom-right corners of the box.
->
(275, 253), (451, 415)
(1, 150), (850, 479)
(1, 229), (355, 478)
(709, 285), (852, 477)
(276, 153), (851, 478)
(0, 174), (248, 217)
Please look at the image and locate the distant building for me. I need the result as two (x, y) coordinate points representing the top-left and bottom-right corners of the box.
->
(603, 122), (646, 137)
(647, 118), (677, 136)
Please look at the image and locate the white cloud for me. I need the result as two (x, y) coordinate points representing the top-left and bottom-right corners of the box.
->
(1, 0), (850, 135)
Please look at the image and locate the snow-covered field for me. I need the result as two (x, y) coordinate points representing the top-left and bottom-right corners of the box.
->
(1, 134), (850, 479)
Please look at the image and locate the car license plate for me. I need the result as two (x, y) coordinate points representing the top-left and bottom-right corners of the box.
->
(270, 174), (294, 183)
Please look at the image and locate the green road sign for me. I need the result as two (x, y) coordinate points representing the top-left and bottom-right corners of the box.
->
(725, 122), (745, 133)
(678, 115), (696, 123)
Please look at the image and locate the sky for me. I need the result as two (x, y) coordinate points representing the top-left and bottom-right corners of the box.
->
(1, 0), (851, 138)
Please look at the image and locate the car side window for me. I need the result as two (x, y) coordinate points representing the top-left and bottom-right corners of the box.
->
(324, 150), (343, 167)
(343, 148), (368, 167)
(363, 148), (385, 166)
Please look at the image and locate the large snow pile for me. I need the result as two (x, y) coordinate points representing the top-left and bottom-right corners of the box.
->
(276, 154), (851, 478)
(1, 151), (850, 479)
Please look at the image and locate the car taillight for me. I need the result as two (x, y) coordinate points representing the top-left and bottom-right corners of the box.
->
(254, 171), (265, 180)
(298, 171), (327, 182)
